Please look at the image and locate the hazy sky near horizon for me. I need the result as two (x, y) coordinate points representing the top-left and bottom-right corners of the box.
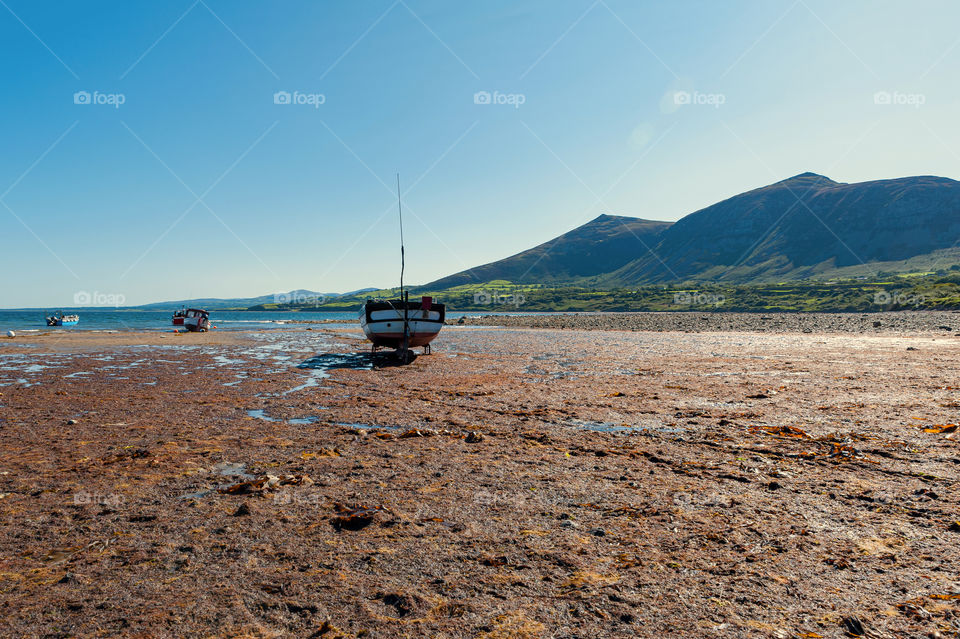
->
(2, 0), (959, 307)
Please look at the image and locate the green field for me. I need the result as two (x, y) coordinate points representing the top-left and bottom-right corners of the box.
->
(245, 270), (960, 314)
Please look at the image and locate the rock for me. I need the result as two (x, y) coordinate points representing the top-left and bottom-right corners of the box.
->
(873, 321), (882, 327)
(588, 528), (606, 537)
(907, 346), (918, 351)
(465, 431), (484, 443)
(232, 502), (251, 517)
(331, 504), (383, 531)
(938, 326), (953, 331)
(768, 481), (781, 491)
(560, 520), (578, 529)
(67, 419), (78, 425)
(6, 330), (14, 338)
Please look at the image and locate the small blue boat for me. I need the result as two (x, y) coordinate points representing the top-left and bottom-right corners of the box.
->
(46, 311), (79, 327)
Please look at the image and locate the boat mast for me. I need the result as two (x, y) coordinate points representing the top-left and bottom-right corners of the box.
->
(398, 173), (405, 296)
(397, 174), (410, 356)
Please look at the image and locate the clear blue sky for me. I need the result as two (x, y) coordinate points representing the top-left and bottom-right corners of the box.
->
(1, 0), (958, 307)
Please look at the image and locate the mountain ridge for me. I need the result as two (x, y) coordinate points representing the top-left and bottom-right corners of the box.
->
(427, 172), (960, 289)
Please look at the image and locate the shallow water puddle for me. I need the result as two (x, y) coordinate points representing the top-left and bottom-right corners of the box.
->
(281, 371), (328, 395)
(276, 351), (383, 395)
(247, 409), (280, 422)
(336, 422), (401, 431)
(247, 408), (327, 424)
(223, 372), (248, 387)
(566, 419), (685, 435)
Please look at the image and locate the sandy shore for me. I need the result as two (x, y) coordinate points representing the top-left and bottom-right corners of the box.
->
(1, 324), (959, 637)
(460, 310), (960, 335)
(2, 329), (255, 351)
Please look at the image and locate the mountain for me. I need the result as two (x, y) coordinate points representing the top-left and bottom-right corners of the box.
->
(427, 173), (960, 289)
(602, 172), (960, 284)
(424, 214), (672, 289)
(138, 290), (337, 310)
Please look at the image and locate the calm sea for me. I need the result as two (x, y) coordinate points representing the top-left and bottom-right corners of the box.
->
(0, 308), (526, 333)
(0, 309), (359, 332)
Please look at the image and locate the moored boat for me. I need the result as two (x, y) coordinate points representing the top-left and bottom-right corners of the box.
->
(46, 311), (79, 327)
(358, 175), (444, 358)
(360, 296), (445, 353)
(182, 308), (210, 332)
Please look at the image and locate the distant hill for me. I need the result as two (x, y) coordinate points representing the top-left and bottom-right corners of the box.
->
(426, 173), (960, 289)
(424, 214), (672, 289)
(600, 172), (960, 285)
(138, 290), (337, 310)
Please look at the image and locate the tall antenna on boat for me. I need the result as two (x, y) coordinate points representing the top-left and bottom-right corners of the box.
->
(397, 173), (405, 296)
(397, 173), (410, 359)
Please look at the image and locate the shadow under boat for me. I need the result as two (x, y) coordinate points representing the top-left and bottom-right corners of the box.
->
(297, 350), (417, 372)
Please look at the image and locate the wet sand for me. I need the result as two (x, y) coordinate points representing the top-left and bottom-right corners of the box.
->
(461, 310), (960, 335)
(1, 324), (959, 638)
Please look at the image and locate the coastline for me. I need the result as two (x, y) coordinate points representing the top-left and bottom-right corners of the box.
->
(458, 309), (960, 335)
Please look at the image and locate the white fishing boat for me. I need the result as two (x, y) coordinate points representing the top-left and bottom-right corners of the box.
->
(359, 175), (444, 358)
(46, 311), (79, 327)
(360, 296), (445, 353)
(182, 308), (210, 332)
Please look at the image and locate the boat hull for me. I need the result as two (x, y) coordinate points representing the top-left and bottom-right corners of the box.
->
(183, 318), (208, 332)
(172, 317), (185, 326)
(182, 308), (210, 332)
(46, 316), (79, 327)
(360, 300), (445, 350)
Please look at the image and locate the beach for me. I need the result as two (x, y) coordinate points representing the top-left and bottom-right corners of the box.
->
(460, 310), (960, 334)
(1, 320), (959, 637)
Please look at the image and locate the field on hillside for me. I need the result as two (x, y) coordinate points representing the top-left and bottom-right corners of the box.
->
(251, 273), (960, 313)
